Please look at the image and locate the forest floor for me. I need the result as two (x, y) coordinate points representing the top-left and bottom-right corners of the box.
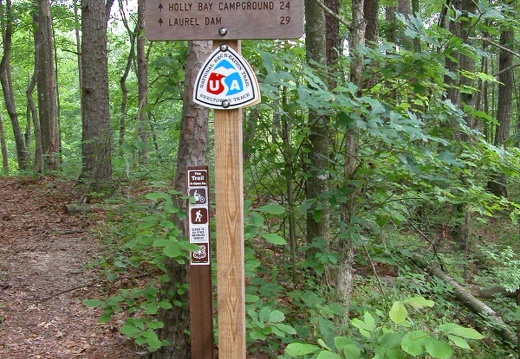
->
(0, 177), (142, 359)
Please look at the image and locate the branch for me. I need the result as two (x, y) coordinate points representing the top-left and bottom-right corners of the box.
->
(470, 36), (520, 58)
(411, 254), (517, 347)
(311, 0), (351, 30)
(38, 272), (152, 303)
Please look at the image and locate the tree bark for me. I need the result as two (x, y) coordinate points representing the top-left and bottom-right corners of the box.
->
(26, 72), (42, 173)
(0, 0), (28, 171)
(80, 0), (114, 190)
(0, 114), (8, 173)
(151, 40), (212, 359)
(304, 0), (330, 253)
(136, 0), (148, 163)
(34, 0), (59, 171)
(488, 7), (514, 197)
(117, 3), (137, 152)
(337, 0), (365, 324)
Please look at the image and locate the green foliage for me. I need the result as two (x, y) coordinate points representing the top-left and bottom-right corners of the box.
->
(479, 244), (520, 293)
(84, 190), (196, 351)
(284, 297), (484, 359)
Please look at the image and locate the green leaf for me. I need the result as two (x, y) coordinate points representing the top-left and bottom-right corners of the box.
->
(153, 239), (171, 247)
(245, 294), (260, 303)
(269, 310), (285, 323)
(250, 331), (267, 340)
(157, 300), (173, 309)
(83, 299), (104, 308)
(438, 323), (484, 339)
(274, 323), (297, 335)
(364, 311), (376, 331)
(318, 338), (331, 350)
(343, 344), (361, 359)
(316, 351), (342, 359)
(249, 211), (264, 226)
(285, 343), (320, 356)
(259, 307), (271, 323)
(385, 348), (407, 359)
(163, 243), (181, 258)
(389, 301), (408, 324)
(334, 336), (353, 351)
(425, 338), (453, 358)
(138, 216), (160, 229)
(401, 330), (427, 356)
(447, 334), (470, 349)
(120, 323), (141, 337)
(449, 327), (484, 340)
(379, 332), (402, 349)
(256, 204), (285, 215)
(261, 233), (287, 245)
(145, 192), (171, 202)
(147, 334), (163, 349)
(351, 317), (368, 331)
(404, 296), (435, 309)
(144, 303), (158, 315)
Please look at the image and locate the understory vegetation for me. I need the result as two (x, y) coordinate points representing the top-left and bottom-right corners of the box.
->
(1, 1), (519, 357)
(84, 35), (519, 356)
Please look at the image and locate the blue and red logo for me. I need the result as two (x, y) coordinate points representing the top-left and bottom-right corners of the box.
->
(206, 59), (244, 96)
(194, 46), (260, 110)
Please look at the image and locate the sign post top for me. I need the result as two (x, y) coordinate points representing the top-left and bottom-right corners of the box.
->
(145, 0), (304, 41)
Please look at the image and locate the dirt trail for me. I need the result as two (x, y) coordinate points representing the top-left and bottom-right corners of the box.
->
(0, 177), (140, 358)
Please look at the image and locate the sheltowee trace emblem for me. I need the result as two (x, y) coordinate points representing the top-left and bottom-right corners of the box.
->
(193, 45), (260, 110)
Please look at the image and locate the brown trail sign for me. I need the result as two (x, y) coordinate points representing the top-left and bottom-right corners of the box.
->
(146, 1), (303, 357)
(145, 0), (303, 40)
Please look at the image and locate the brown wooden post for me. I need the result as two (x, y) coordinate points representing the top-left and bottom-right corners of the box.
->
(187, 166), (214, 359)
(189, 265), (214, 358)
(214, 39), (246, 359)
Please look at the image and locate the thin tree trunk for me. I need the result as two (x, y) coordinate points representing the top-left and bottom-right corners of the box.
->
(0, 0), (28, 171)
(136, 0), (148, 163)
(488, 10), (514, 197)
(337, 0), (365, 324)
(26, 72), (42, 173)
(0, 114), (8, 173)
(34, 0), (59, 171)
(117, 2), (137, 152)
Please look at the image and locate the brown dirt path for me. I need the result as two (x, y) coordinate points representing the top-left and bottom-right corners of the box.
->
(0, 177), (142, 358)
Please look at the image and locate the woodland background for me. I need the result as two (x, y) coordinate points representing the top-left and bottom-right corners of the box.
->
(0, 0), (519, 358)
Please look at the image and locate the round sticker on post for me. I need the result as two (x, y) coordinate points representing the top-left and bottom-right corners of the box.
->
(193, 45), (261, 110)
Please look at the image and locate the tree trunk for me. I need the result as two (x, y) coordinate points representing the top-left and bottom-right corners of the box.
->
(488, 9), (513, 197)
(136, 0), (148, 163)
(26, 72), (43, 173)
(117, 4), (137, 152)
(34, 0), (59, 171)
(0, 0), (28, 171)
(80, 0), (114, 190)
(0, 114), (8, 173)
(337, 0), (365, 324)
(304, 0), (330, 254)
(73, 0), (82, 89)
(151, 40), (212, 359)
(364, 0), (378, 44)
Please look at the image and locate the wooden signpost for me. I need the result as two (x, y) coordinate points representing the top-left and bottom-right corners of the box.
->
(146, 1), (303, 358)
(186, 166), (213, 359)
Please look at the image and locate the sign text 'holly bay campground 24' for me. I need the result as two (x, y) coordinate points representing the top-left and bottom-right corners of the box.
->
(145, 0), (303, 40)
